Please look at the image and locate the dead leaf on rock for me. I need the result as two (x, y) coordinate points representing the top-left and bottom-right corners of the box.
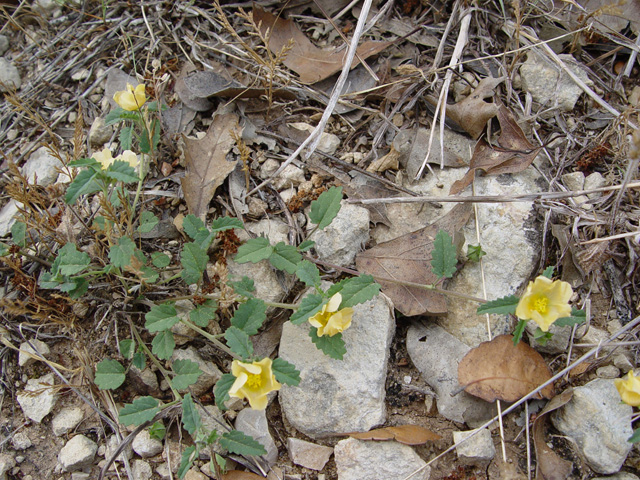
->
(457, 335), (555, 403)
(356, 203), (472, 316)
(221, 471), (265, 480)
(181, 113), (241, 219)
(533, 389), (574, 480)
(184, 70), (296, 100)
(347, 424), (441, 445)
(450, 105), (542, 195)
(253, 6), (390, 84)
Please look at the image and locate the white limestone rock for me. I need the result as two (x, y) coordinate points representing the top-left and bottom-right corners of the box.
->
(234, 409), (278, 467)
(0, 58), (21, 92)
(57, 435), (98, 472)
(17, 373), (57, 423)
(453, 428), (496, 466)
(132, 429), (163, 458)
(52, 406), (85, 436)
(287, 437), (333, 471)
(18, 339), (50, 367)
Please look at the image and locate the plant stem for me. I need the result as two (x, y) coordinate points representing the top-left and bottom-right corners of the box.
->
(180, 318), (239, 360)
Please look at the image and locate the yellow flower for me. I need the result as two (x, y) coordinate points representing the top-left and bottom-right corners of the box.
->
(229, 358), (281, 410)
(92, 148), (115, 170)
(113, 83), (147, 111)
(116, 150), (139, 169)
(308, 292), (354, 337)
(615, 371), (640, 407)
(515, 276), (572, 332)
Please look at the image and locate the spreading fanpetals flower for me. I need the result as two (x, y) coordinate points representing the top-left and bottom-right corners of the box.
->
(308, 292), (354, 337)
(515, 276), (572, 332)
(93, 148), (115, 170)
(117, 150), (139, 169)
(113, 83), (147, 111)
(229, 358), (281, 410)
(615, 370), (640, 407)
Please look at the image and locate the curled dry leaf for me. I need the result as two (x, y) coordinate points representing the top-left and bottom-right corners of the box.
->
(348, 424), (441, 445)
(450, 105), (541, 195)
(533, 389), (574, 480)
(253, 6), (390, 84)
(457, 334), (555, 403)
(356, 203), (472, 316)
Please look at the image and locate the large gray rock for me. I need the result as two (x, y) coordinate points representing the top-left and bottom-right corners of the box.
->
(21, 146), (62, 187)
(334, 437), (430, 480)
(226, 259), (285, 305)
(52, 406), (84, 436)
(0, 58), (20, 92)
(279, 291), (394, 438)
(132, 429), (163, 458)
(17, 373), (57, 423)
(57, 435), (98, 472)
(453, 428), (496, 466)
(234, 408), (278, 466)
(406, 323), (496, 426)
(551, 378), (633, 474)
(132, 460), (153, 480)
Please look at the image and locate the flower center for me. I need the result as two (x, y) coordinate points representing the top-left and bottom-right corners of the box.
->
(245, 373), (262, 389)
(533, 296), (549, 314)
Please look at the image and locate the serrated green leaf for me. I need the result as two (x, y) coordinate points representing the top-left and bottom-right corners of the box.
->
(152, 330), (175, 360)
(512, 319), (527, 345)
(335, 275), (380, 308)
(103, 160), (139, 183)
(58, 243), (91, 275)
(431, 229), (458, 279)
(68, 157), (100, 168)
(290, 294), (324, 325)
(108, 184), (126, 208)
(477, 295), (520, 315)
(220, 430), (267, 456)
(119, 396), (160, 426)
(120, 125), (133, 150)
(309, 327), (346, 359)
(272, 358), (300, 386)
(466, 244), (486, 262)
(138, 265), (159, 284)
(555, 308), (586, 327)
(140, 118), (161, 154)
(145, 304), (180, 332)
(183, 215), (206, 240)
(105, 107), (138, 125)
(138, 211), (159, 233)
(214, 373), (235, 410)
(190, 303), (217, 327)
(309, 186), (342, 230)
(210, 216), (243, 232)
(533, 327), (553, 346)
(235, 237), (273, 264)
(119, 339), (135, 359)
(181, 393), (201, 435)
(65, 168), (100, 204)
(132, 351), (146, 370)
(231, 298), (266, 335)
(94, 359), (126, 390)
(628, 429), (640, 443)
(177, 445), (197, 479)
(224, 326), (253, 360)
(0, 243), (9, 256)
(180, 242), (208, 284)
(231, 276), (255, 298)
(108, 236), (136, 268)
(66, 277), (89, 298)
(295, 260), (321, 287)
(148, 421), (166, 441)
(297, 240), (315, 252)
(542, 266), (555, 279)
(151, 252), (171, 268)
(11, 222), (26, 247)
(172, 359), (202, 390)
(269, 242), (302, 274)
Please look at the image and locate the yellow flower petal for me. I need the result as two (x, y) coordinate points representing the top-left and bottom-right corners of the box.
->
(113, 83), (147, 111)
(228, 358), (281, 410)
(615, 371), (640, 407)
(92, 148), (114, 170)
(308, 293), (354, 337)
(515, 276), (573, 332)
(115, 150), (139, 169)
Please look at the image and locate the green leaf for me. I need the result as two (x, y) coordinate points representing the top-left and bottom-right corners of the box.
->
(180, 242), (208, 284)
(183, 215), (206, 240)
(108, 236), (136, 268)
(476, 295), (520, 315)
(64, 277), (90, 299)
(65, 168), (100, 204)
(431, 229), (458, 279)
(140, 118), (161, 154)
(295, 260), (321, 287)
(177, 445), (197, 479)
(104, 107), (139, 125)
(210, 216), (243, 232)
(94, 359), (126, 390)
(148, 421), (166, 441)
(555, 308), (586, 327)
(103, 160), (139, 183)
(152, 330), (175, 360)
(145, 303), (180, 332)
(119, 339), (135, 359)
(181, 393), (202, 435)
(119, 396), (160, 426)
(309, 186), (342, 230)
(146, 100), (168, 112)
(310, 327), (346, 359)
(138, 211), (159, 233)
(224, 326), (253, 360)
(11, 222), (26, 247)
(542, 266), (555, 279)
(120, 125), (133, 150)
(132, 351), (146, 370)
(269, 242), (302, 274)
(220, 430), (267, 457)
(628, 429), (640, 443)
(512, 319), (527, 345)
(333, 275), (380, 308)
(297, 240), (315, 252)
(172, 359), (202, 390)
(214, 373), (235, 410)
(0, 243), (9, 256)
(533, 327), (553, 346)
(151, 252), (171, 268)
(231, 276), (255, 298)
(235, 237), (273, 263)
(271, 358), (300, 386)
(466, 244), (486, 262)
(68, 157), (100, 168)
(190, 303), (217, 328)
(138, 265), (159, 284)
(215, 454), (227, 473)
(231, 298), (266, 335)
(58, 243), (91, 275)
(290, 294), (324, 325)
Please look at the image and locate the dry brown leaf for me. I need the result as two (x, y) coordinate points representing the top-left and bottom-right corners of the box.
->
(181, 113), (241, 220)
(533, 389), (574, 480)
(458, 335), (555, 403)
(253, 6), (390, 84)
(183, 70), (296, 100)
(450, 105), (541, 195)
(348, 425), (441, 445)
(366, 147), (400, 173)
(426, 76), (504, 139)
(221, 471), (265, 480)
(355, 203), (472, 316)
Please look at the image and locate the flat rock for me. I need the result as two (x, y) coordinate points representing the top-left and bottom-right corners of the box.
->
(406, 323), (496, 426)
(279, 290), (394, 438)
(21, 146), (61, 187)
(592, 474), (640, 480)
(234, 408), (278, 466)
(18, 339), (50, 367)
(0, 454), (16, 480)
(52, 406), (84, 436)
(289, 122), (340, 155)
(11, 431), (32, 450)
(17, 373), (57, 423)
(0, 58), (21, 92)
(88, 117), (113, 146)
(0, 200), (20, 237)
(132, 459), (153, 480)
(334, 437), (430, 480)
(453, 428), (496, 465)
(309, 201), (370, 267)
(226, 259), (285, 305)
(274, 164), (306, 189)
(105, 434), (133, 463)
(132, 429), (163, 458)
(245, 219), (290, 246)
(551, 378), (633, 474)
(171, 347), (222, 396)
(57, 435), (98, 472)
(0, 35), (9, 55)
(287, 437), (333, 471)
